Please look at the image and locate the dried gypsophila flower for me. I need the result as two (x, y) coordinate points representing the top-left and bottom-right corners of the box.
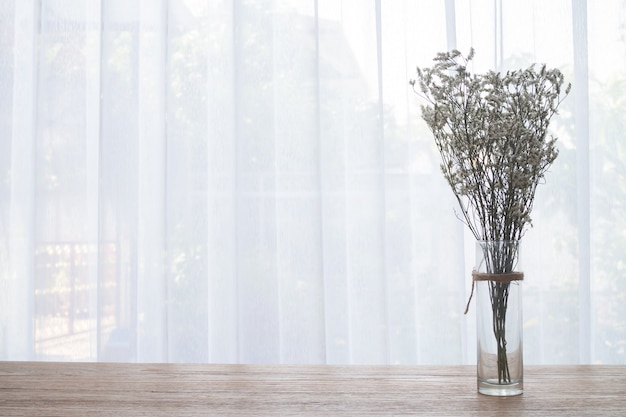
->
(410, 48), (570, 243)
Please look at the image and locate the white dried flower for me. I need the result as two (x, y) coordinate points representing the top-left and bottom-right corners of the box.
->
(411, 49), (570, 242)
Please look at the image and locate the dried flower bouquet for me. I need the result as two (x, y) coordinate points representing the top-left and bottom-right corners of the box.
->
(411, 49), (570, 384)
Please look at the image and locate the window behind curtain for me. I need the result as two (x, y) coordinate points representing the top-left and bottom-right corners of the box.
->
(0, 0), (625, 365)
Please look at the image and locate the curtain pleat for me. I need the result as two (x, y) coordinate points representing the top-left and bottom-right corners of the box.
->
(571, 0), (591, 364)
(8, 0), (38, 360)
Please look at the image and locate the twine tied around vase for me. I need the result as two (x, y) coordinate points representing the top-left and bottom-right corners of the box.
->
(464, 271), (524, 315)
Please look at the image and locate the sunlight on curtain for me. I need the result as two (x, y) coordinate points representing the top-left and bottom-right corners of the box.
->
(0, 0), (625, 365)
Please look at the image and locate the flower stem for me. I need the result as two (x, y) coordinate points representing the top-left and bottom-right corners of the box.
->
(489, 281), (511, 383)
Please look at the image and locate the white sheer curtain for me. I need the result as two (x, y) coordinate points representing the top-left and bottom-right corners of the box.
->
(1, 0), (625, 365)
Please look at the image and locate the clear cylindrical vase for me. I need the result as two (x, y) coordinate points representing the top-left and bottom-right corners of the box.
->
(475, 240), (523, 396)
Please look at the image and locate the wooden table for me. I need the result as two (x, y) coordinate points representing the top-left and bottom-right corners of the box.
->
(1, 362), (625, 416)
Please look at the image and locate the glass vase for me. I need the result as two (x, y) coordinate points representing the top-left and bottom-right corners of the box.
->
(475, 240), (523, 396)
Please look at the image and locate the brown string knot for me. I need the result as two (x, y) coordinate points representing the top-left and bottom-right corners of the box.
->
(464, 270), (524, 315)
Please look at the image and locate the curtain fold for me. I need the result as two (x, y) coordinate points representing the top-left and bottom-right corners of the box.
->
(1, 0), (625, 365)
(571, 0), (591, 364)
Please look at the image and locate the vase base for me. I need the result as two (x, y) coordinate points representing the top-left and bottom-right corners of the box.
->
(478, 379), (523, 396)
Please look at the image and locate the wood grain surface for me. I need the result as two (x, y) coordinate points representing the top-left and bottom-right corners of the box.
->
(1, 362), (625, 416)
